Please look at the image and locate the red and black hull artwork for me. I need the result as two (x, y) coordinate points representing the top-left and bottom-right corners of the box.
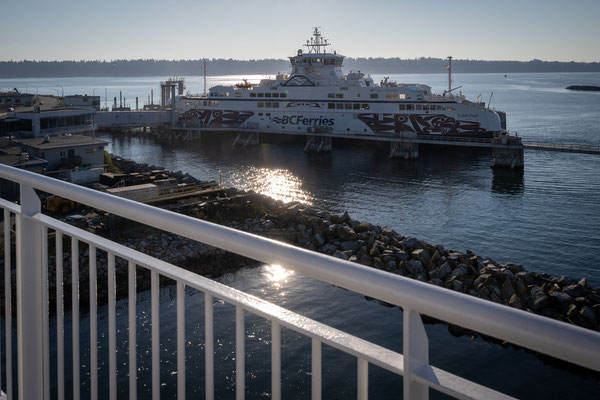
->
(358, 113), (490, 137)
(180, 110), (254, 128)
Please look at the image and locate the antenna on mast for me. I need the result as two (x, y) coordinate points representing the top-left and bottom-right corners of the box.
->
(203, 59), (207, 96)
(304, 27), (330, 54)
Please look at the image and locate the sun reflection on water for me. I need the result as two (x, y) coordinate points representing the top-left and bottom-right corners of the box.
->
(264, 264), (295, 288)
(227, 167), (313, 204)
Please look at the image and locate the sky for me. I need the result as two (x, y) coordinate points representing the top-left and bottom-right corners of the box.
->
(1, 0), (599, 62)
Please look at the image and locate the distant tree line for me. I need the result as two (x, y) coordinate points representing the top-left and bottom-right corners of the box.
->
(0, 57), (599, 78)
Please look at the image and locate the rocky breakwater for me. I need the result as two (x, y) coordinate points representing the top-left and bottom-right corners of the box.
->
(278, 202), (600, 333)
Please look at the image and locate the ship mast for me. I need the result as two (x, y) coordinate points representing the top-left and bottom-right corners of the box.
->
(304, 27), (330, 54)
(447, 56), (452, 95)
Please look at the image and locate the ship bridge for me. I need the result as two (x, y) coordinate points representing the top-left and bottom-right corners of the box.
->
(286, 28), (347, 84)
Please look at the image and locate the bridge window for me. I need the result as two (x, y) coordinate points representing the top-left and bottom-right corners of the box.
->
(257, 93), (264, 97)
(399, 94), (406, 99)
(280, 93), (287, 98)
(399, 104), (406, 110)
(250, 93), (256, 97)
(265, 102), (272, 108)
(416, 104), (422, 110)
(328, 103), (335, 109)
(273, 102), (279, 108)
(370, 94), (378, 99)
(336, 104), (343, 110)
(265, 93), (271, 98)
(235, 92), (242, 97)
(258, 102), (264, 108)
(447, 106), (456, 111)
(344, 103), (352, 110)
(328, 93), (335, 98)
(335, 93), (343, 99)
(353, 103), (360, 110)
(272, 93), (279, 98)
(406, 104), (414, 110)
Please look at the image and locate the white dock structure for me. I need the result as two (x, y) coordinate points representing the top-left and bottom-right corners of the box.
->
(0, 163), (599, 399)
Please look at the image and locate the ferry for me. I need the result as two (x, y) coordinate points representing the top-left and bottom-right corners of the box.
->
(176, 28), (505, 138)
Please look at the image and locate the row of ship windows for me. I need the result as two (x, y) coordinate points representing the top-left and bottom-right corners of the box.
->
(185, 100), (457, 111)
(249, 92), (288, 98)
(326, 103), (457, 111)
(210, 92), (410, 100)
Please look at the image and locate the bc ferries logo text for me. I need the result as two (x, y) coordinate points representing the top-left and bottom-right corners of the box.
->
(271, 115), (334, 126)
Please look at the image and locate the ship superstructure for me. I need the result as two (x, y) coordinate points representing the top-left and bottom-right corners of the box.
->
(176, 28), (503, 137)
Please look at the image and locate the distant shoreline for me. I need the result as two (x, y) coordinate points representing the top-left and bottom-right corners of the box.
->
(1, 58), (599, 78)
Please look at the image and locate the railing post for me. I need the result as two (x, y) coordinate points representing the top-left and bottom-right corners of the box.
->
(403, 310), (429, 400)
(16, 185), (46, 399)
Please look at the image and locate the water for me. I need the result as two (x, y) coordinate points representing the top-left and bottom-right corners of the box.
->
(2, 73), (600, 398)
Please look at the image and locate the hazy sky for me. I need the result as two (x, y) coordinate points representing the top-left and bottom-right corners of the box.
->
(2, 0), (599, 62)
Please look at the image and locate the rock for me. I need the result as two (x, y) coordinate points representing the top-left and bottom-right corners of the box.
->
(501, 279), (516, 302)
(381, 226), (396, 237)
(353, 222), (373, 233)
(340, 240), (361, 252)
(578, 277), (589, 289)
(429, 278), (443, 286)
(516, 271), (534, 285)
(386, 260), (397, 271)
(516, 278), (529, 299)
(474, 274), (492, 289)
(508, 294), (524, 310)
(338, 225), (358, 241)
(530, 287), (550, 311)
(448, 264), (468, 280)
(451, 279), (464, 292)
(430, 262), (452, 280)
(566, 304), (578, 320)
(313, 233), (325, 247)
(400, 237), (425, 250)
(411, 249), (431, 264)
(490, 292), (502, 304)
(579, 306), (597, 328)
(405, 260), (424, 275)
(373, 257), (385, 270)
(500, 268), (515, 281)
(332, 250), (349, 260)
(321, 244), (337, 256)
(549, 291), (573, 309)
(563, 284), (586, 298)
(357, 253), (372, 266)
(395, 250), (410, 262)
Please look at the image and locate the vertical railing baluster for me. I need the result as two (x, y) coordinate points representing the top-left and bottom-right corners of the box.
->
(271, 321), (281, 400)
(128, 261), (137, 400)
(16, 185), (44, 399)
(176, 281), (185, 399)
(311, 338), (321, 400)
(42, 226), (50, 400)
(3, 209), (12, 400)
(403, 310), (429, 400)
(151, 271), (160, 400)
(89, 245), (98, 400)
(205, 293), (214, 400)
(108, 253), (116, 400)
(72, 237), (80, 400)
(357, 358), (368, 400)
(236, 306), (245, 400)
(56, 231), (64, 400)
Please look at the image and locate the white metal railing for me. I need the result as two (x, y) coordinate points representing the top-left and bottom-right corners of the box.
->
(0, 164), (599, 399)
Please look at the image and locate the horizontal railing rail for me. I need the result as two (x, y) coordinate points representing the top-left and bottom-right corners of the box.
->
(0, 163), (599, 400)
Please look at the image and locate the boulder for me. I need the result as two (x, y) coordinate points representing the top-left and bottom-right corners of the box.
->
(508, 294), (524, 310)
(430, 262), (452, 280)
(549, 291), (573, 309)
(340, 240), (361, 252)
(332, 250), (349, 260)
(400, 237), (425, 250)
(395, 251), (410, 262)
(563, 284), (586, 298)
(321, 243), (337, 256)
(357, 253), (372, 266)
(405, 260), (424, 275)
(412, 248), (431, 264)
(501, 279), (516, 302)
(313, 233), (326, 247)
(353, 222), (373, 233)
(579, 306), (597, 328)
(448, 264), (468, 280)
(530, 287), (550, 311)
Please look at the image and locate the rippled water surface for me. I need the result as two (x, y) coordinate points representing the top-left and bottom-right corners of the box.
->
(3, 73), (600, 398)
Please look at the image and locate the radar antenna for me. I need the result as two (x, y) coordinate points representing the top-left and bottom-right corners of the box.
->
(304, 27), (330, 54)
